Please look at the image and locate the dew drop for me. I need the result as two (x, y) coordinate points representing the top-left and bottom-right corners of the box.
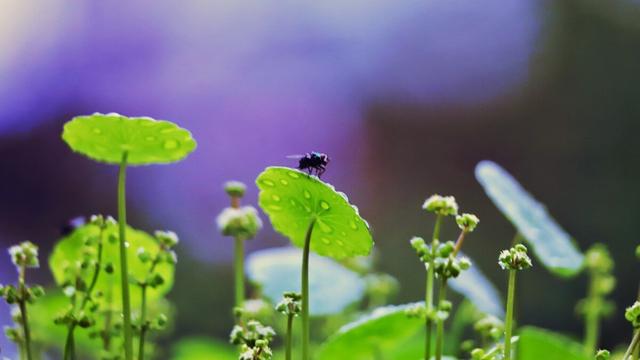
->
(288, 171), (300, 179)
(336, 240), (344, 246)
(318, 222), (333, 234)
(145, 136), (156, 141)
(279, 179), (289, 186)
(320, 201), (330, 210)
(262, 179), (275, 187)
(349, 221), (358, 230)
(289, 199), (297, 206)
(163, 140), (179, 150)
(321, 237), (331, 245)
(303, 205), (312, 213)
(92, 128), (102, 134)
(271, 195), (281, 202)
(340, 231), (347, 237)
(269, 205), (283, 211)
(303, 190), (311, 199)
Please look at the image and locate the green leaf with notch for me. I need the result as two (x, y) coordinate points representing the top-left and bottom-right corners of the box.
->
(475, 160), (584, 277)
(256, 167), (373, 260)
(517, 326), (589, 360)
(246, 247), (366, 315)
(315, 303), (424, 360)
(62, 113), (196, 165)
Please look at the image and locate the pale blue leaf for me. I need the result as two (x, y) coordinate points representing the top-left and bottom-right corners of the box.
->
(449, 254), (504, 318)
(475, 161), (584, 277)
(246, 247), (366, 316)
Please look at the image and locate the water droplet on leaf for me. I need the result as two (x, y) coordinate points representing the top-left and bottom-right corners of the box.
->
(163, 140), (179, 150)
(320, 201), (330, 210)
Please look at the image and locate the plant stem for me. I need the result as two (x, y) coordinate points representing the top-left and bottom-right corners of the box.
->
(63, 325), (76, 360)
(234, 237), (245, 308)
(17, 265), (33, 360)
(138, 286), (148, 360)
(301, 219), (316, 360)
(425, 214), (442, 360)
(583, 270), (599, 356)
(118, 151), (133, 360)
(435, 279), (448, 360)
(504, 269), (517, 360)
(286, 314), (293, 360)
(624, 330), (640, 360)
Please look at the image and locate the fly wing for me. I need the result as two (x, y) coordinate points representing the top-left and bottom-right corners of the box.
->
(286, 154), (305, 159)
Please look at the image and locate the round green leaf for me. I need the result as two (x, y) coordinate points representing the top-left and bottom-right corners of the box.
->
(62, 113), (197, 165)
(256, 167), (373, 259)
(246, 247), (366, 316)
(49, 222), (175, 309)
(475, 161), (584, 277)
(315, 303), (422, 360)
(171, 337), (236, 360)
(517, 327), (589, 360)
(448, 253), (504, 318)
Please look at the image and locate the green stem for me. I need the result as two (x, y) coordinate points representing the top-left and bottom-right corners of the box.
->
(624, 330), (640, 360)
(301, 219), (316, 360)
(118, 152), (133, 360)
(63, 325), (76, 360)
(18, 265), (33, 360)
(425, 214), (442, 360)
(234, 237), (245, 308)
(286, 314), (293, 360)
(633, 330), (640, 360)
(583, 271), (599, 355)
(138, 286), (148, 360)
(504, 269), (517, 360)
(435, 279), (448, 360)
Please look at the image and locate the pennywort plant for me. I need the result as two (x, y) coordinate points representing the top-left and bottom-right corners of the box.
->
(256, 167), (373, 360)
(1, 241), (43, 360)
(62, 113), (196, 360)
(230, 319), (276, 360)
(217, 180), (262, 309)
(411, 195), (479, 360)
(498, 244), (533, 360)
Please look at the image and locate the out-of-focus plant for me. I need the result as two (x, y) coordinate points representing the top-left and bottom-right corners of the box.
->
(217, 180), (262, 309)
(275, 292), (301, 360)
(576, 244), (616, 356)
(1, 241), (44, 360)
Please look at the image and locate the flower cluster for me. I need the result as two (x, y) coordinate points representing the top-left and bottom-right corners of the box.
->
(625, 301), (640, 328)
(275, 292), (302, 317)
(422, 195), (458, 216)
(217, 206), (263, 239)
(576, 244), (615, 318)
(225, 180), (247, 198)
(595, 349), (610, 360)
(9, 241), (40, 269)
(498, 244), (533, 271)
(230, 320), (276, 360)
(474, 315), (504, 341)
(456, 213), (480, 233)
(410, 238), (471, 280)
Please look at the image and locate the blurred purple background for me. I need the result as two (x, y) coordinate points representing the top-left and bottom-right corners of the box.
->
(2, 0), (640, 356)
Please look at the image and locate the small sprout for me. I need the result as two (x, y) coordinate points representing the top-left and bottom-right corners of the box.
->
(155, 230), (179, 248)
(625, 301), (640, 328)
(225, 181), (247, 198)
(276, 292), (302, 317)
(423, 195), (458, 216)
(456, 213), (480, 232)
(217, 206), (263, 240)
(595, 349), (610, 360)
(499, 244), (533, 271)
(9, 241), (39, 268)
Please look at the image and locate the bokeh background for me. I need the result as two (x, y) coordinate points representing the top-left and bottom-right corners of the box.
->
(1, 0), (640, 356)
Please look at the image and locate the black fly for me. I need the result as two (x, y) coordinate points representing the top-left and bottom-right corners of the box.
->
(287, 152), (330, 177)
